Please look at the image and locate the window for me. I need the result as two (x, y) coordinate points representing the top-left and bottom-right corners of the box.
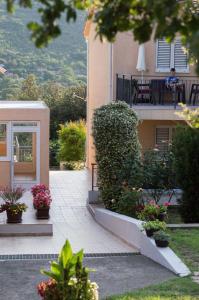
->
(0, 123), (7, 157)
(156, 38), (189, 73)
(155, 127), (175, 151)
(12, 122), (38, 127)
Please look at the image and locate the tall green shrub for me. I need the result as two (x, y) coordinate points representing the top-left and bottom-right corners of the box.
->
(58, 120), (86, 163)
(93, 101), (141, 209)
(173, 126), (199, 222)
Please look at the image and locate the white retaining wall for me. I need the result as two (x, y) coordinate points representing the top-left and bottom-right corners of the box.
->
(94, 207), (190, 277)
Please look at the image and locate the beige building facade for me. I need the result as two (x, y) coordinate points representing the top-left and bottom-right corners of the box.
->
(84, 22), (199, 168)
(0, 101), (49, 189)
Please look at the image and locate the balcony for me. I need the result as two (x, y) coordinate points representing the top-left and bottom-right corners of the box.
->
(116, 74), (199, 109)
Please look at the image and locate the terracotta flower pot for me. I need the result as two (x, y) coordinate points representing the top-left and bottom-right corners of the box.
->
(145, 228), (159, 237)
(36, 207), (50, 219)
(6, 210), (22, 223)
(155, 239), (169, 248)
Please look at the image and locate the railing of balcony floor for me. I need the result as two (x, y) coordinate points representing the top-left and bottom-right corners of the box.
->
(116, 74), (199, 108)
(91, 163), (98, 191)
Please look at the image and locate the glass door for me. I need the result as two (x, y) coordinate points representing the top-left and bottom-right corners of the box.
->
(11, 123), (40, 189)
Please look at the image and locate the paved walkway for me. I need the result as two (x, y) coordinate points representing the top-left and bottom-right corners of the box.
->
(0, 170), (136, 254)
(0, 256), (175, 299)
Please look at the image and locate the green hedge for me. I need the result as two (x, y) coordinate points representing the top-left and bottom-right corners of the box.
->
(173, 126), (199, 223)
(93, 101), (141, 209)
(57, 120), (86, 163)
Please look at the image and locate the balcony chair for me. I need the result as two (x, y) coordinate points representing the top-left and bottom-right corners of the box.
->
(189, 84), (199, 105)
(132, 80), (152, 105)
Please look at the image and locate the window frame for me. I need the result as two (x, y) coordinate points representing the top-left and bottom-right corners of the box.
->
(0, 122), (11, 161)
(155, 38), (189, 73)
(155, 125), (175, 151)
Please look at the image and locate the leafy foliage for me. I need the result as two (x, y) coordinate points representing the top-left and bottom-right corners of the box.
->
(3, 75), (87, 141)
(93, 101), (141, 210)
(117, 187), (143, 218)
(0, 5), (86, 85)
(38, 240), (98, 300)
(142, 149), (175, 204)
(57, 120), (86, 163)
(173, 126), (199, 223)
(2, 1), (199, 74)
(176, 104), (199, 129)
(142, 220), (166, 231)
(153, 230), (170, 242)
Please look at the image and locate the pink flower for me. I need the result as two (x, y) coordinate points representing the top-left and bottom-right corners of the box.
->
(149, 200), (156, 205)
(164, 202), (170, 207)
(31, 184), (49, 197)
(33, 191), (52, 209)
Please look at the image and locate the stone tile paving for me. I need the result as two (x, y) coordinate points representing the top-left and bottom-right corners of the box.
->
(0, 170), (137, 255)
(0, 256), (175, 299)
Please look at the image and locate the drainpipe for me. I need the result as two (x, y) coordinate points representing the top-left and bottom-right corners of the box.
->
(108, 43), (113, 102)
(86, 39), (89, 168)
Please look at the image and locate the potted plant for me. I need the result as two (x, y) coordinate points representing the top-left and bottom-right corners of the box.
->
(0, 187), (27, 223)
(31, 184), (50, 209)
(137, 200), (159, 221)
(153, 230), (170, 247)
(158, 202), (170, 221)
(37, 240), (99, 300)
(34, 191), (52, 219)
(142, 220), (166, 237)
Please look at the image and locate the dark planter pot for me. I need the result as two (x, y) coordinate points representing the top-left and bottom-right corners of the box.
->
(148, 215), (157, 221)
(145, 228), (159, 237)
(33, 203), (36, 209)
(36, 207), (50, 219)
(155, 239), (169, 247)
(6, 210), (22, 223)
(157, 212), (167, 221)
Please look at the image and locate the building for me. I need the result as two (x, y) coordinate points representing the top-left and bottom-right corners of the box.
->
(84, 22), (199, 168)
(0, 101), (49, 189)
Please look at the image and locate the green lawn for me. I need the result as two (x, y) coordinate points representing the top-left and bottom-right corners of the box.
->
(106, 229), (199, 300)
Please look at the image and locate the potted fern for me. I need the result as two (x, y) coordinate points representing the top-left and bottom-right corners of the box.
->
(0, 187), (27, 223)
(154, 231), (170, 247)
(142, 220), (166, 237)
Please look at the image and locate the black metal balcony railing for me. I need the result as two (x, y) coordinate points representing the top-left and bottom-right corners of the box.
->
(116, 74), (199, 108)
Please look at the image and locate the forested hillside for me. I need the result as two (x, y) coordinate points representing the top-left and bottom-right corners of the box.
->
(0, 5), (86, 86)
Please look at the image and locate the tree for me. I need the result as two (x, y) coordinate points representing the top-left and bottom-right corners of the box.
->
(4, 1), (199, 74)
(0, 75), (20, 100)
(18, 74), (39, 100)
(173, 125), (199, 223)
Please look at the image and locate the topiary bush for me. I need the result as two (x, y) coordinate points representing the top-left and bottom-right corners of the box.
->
(92, 101), (141, 210)
(173, 126), (199, 223)
(57, 120), (86, 167)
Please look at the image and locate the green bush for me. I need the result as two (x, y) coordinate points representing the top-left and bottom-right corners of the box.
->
(173, 126), (199, 223)
(117, 188), (143, 218)
(93, 101), (141, 210)
(49, 140), (60, 168)
(58, 120), (86, 164)
(142, 149), (175, 203)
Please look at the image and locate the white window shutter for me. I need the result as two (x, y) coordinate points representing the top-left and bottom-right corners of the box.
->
(156, 39), (171, 72)
(174, 39), (188, 72)
(156, 127), (170, 151)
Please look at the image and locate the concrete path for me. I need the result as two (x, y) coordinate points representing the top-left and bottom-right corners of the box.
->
(0, 256), (175, 299)
(0, 170), (136, 254)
